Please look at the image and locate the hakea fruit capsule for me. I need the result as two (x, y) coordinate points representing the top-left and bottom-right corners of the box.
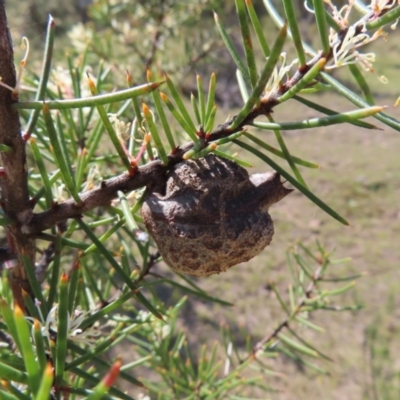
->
(141, 154), (292, 277)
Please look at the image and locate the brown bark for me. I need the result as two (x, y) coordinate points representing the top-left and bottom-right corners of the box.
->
(0, 0), (35, 309)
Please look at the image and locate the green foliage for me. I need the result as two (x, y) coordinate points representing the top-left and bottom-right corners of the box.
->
(0, 243), (360, 399)
(0, 0), (400, 398)
(68, 0), (223, 86)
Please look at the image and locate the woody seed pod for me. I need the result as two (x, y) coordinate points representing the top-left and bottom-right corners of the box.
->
(141, 154), (292, 277)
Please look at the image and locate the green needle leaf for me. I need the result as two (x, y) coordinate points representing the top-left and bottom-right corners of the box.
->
(14, 82), (163, 110)
(214, 130), (244, 146)
(213, 149), (253, 167)
(32, 320), (47, 374)
(312, 0), (330, 55)
(66, 333), (119, 370)
(68, 259), (80, 314)
(197, 74), (206, 125)
(55, 273), (69, 387)
(263, 0), (317, 56)
(118, 190), (139, 232)
(42, 103), (82, 204)
(147, 70), (176, 151)
(46, 234), (62, 308)
(229, 24), (287, 130)
(29, 137), (53, 208)
(282, 0), (306, 66)
(243, 131), (319, 168)
(321, 72), (400, 131)
(34, 363), (54, 400)
(191, 92), (201, 126)
(234, 139), (350, 225)
(236, 69), (250, 102)
(205, 104), (217, 133)
(14, 305), (40, 395)
(268, 114), (308, 188)
(0, 361), (28, 384)
(165, 74), (197, 134)
(24, 15), (55, 138)
(88, 76), (132, 170)
(0, 299), (21, 352)
(366, 4), (400, 30)
(85, 359), (122, 400)
(21, 255), (48, 318)
(78, 291), (134, 331)
(0, 390), (24, 400)
(322, 281), (356, 296)
(160, 92), (198, 141)
(214, 11), (251, 85)
(156, 99), (177, 150)
(348, 64), (375, 105)
(252, 105), (384, 129)
(68, 364), (135, 399)
(69, 342), (144, 389)
(154, 277), (233, 306)
(205, 72), (217, 123)
(293, 95), (380, 130)
(278, 333), (319, 358)
(245, 0), (270, 57)
(142, 102), (169, 165)
(236, 0), (258, 87)
(76, 218), (163, 320)
(278, 58), (326, 103)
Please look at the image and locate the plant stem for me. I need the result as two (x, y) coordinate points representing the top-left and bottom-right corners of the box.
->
(0, 0), (36, 310)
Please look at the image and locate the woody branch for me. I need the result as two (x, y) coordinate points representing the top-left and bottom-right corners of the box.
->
(0, 0), (36, 307)
(21, 52), (323, 235)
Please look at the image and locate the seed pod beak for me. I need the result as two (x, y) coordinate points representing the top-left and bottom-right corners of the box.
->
(250, 171), (293, 210)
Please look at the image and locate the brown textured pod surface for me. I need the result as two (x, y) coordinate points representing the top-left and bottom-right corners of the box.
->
(141, 155), (292, 277)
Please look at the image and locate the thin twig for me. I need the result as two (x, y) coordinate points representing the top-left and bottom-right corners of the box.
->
(137, 251), (160, 282)
(22, 52), (325, 235)
(250, 265), (323, 358)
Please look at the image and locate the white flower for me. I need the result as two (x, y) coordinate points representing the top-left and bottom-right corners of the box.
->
(108, 114), (132, 142)
(49, 66), (94, 100)
(44, 304), (102, 346)
(68, 23), (93, 53)
(306, 0), (392, 77)
(52, 183), (67, 203)
(391, 18), (399, 30)
(82, 164), (102, 192)
(262, 52), (298, 99)
(137, 310), (171, 345)
(331, 26), (368, 61)
(327, 25), (386, 73)
(370, 0), (398, 17)
(325, 0), (355, 29)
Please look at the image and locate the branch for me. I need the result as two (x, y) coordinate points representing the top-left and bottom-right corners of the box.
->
(0, 0), (36, 308)
(23, 155), (169, 234)
(250, 266), (322, 357)
(22, 52), (324, 236)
